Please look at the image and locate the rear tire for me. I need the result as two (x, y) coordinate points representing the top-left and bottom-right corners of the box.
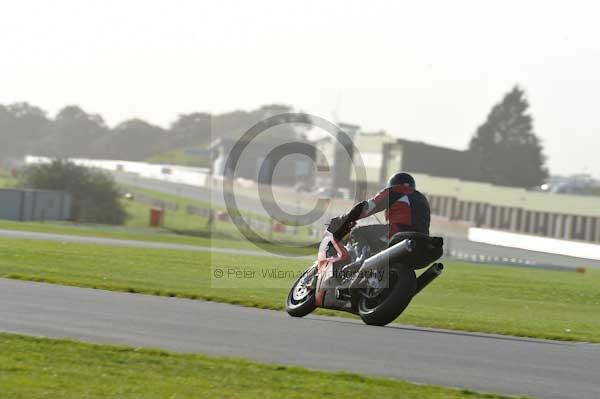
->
(358, 269), (417, 326)
(286, 268), (316, 317)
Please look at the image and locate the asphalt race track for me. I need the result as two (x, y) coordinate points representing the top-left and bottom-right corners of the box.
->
(1, 278), (598, 399)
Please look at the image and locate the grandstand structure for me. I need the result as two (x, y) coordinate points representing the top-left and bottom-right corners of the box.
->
(414, 173), (600, 244)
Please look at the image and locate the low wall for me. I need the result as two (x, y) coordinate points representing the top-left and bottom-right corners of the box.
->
(468, 227), (600, 261)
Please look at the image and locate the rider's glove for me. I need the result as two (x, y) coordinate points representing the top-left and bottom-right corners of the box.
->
(327, 215), (344, 233)
(327, 214), (353, 239)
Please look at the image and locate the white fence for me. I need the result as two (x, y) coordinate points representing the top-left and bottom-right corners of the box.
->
(469, 227), (600, 261)
(25, 156), (210, 187)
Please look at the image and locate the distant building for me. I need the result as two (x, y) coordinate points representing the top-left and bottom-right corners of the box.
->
(380, 139), (483, 183)
(209, 137), (316, 187)
(340, 131), (482, 194)
(313, 123), (364, 192)
(410, 173), (600, 244)
(315, 126), (485, 195)
(350, 130), (396, 187)
(0, 188), (71, 222)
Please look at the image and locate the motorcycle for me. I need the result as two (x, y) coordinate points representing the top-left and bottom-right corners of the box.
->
(286, 221), (445, 326)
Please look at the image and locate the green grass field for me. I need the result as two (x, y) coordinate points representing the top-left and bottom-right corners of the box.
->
(0, 216), (314, 257)
(121, 186), (317, 248)
(0, 333), (521, 399)
(1, 237), (599, 342)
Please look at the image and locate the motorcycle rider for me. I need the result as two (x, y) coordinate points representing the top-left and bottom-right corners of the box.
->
(328, 172), (431, 240)
(327, 172), (442, 274)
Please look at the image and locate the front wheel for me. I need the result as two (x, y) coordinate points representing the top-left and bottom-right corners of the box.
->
(286, 267), (317, 317)
(357, 269), (416, 326)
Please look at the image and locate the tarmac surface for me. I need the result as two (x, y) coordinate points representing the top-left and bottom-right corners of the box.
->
(1, 278), (598, 399)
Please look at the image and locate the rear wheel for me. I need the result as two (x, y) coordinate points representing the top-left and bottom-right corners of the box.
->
(286, 267), (317, 317)
(357, 269), (416, 326)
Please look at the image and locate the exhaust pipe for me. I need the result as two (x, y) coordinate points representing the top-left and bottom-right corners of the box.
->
(416, 263), (444, 294)
(349, 239), (415, 289)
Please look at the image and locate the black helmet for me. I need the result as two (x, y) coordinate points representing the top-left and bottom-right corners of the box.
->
(387, 172), (415, 189)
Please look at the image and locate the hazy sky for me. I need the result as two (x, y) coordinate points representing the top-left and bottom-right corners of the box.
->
(2, 0), (599, 177)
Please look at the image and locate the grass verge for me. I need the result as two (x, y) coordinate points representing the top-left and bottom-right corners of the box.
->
(0, 217), (314, 257)
(120, 184), (317, 244)
(1, 237), (599, 342)
(0, 333), (524, 399)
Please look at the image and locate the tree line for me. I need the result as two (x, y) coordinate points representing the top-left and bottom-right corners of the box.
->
(0, 103), (301, 162)
(1, 86), (549, 189)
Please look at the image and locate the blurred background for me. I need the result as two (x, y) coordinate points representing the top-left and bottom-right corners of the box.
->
(1, 0), (599, 265)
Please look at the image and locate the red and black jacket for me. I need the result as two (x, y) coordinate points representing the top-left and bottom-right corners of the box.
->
(345, 185), (431, 237)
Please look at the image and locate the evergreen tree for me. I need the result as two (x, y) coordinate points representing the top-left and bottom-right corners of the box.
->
(469, 86), (548, 188)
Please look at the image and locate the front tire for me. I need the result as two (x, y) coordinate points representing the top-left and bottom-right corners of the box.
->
(358, 269), (417, 326)
(286, 268), (316, 317)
